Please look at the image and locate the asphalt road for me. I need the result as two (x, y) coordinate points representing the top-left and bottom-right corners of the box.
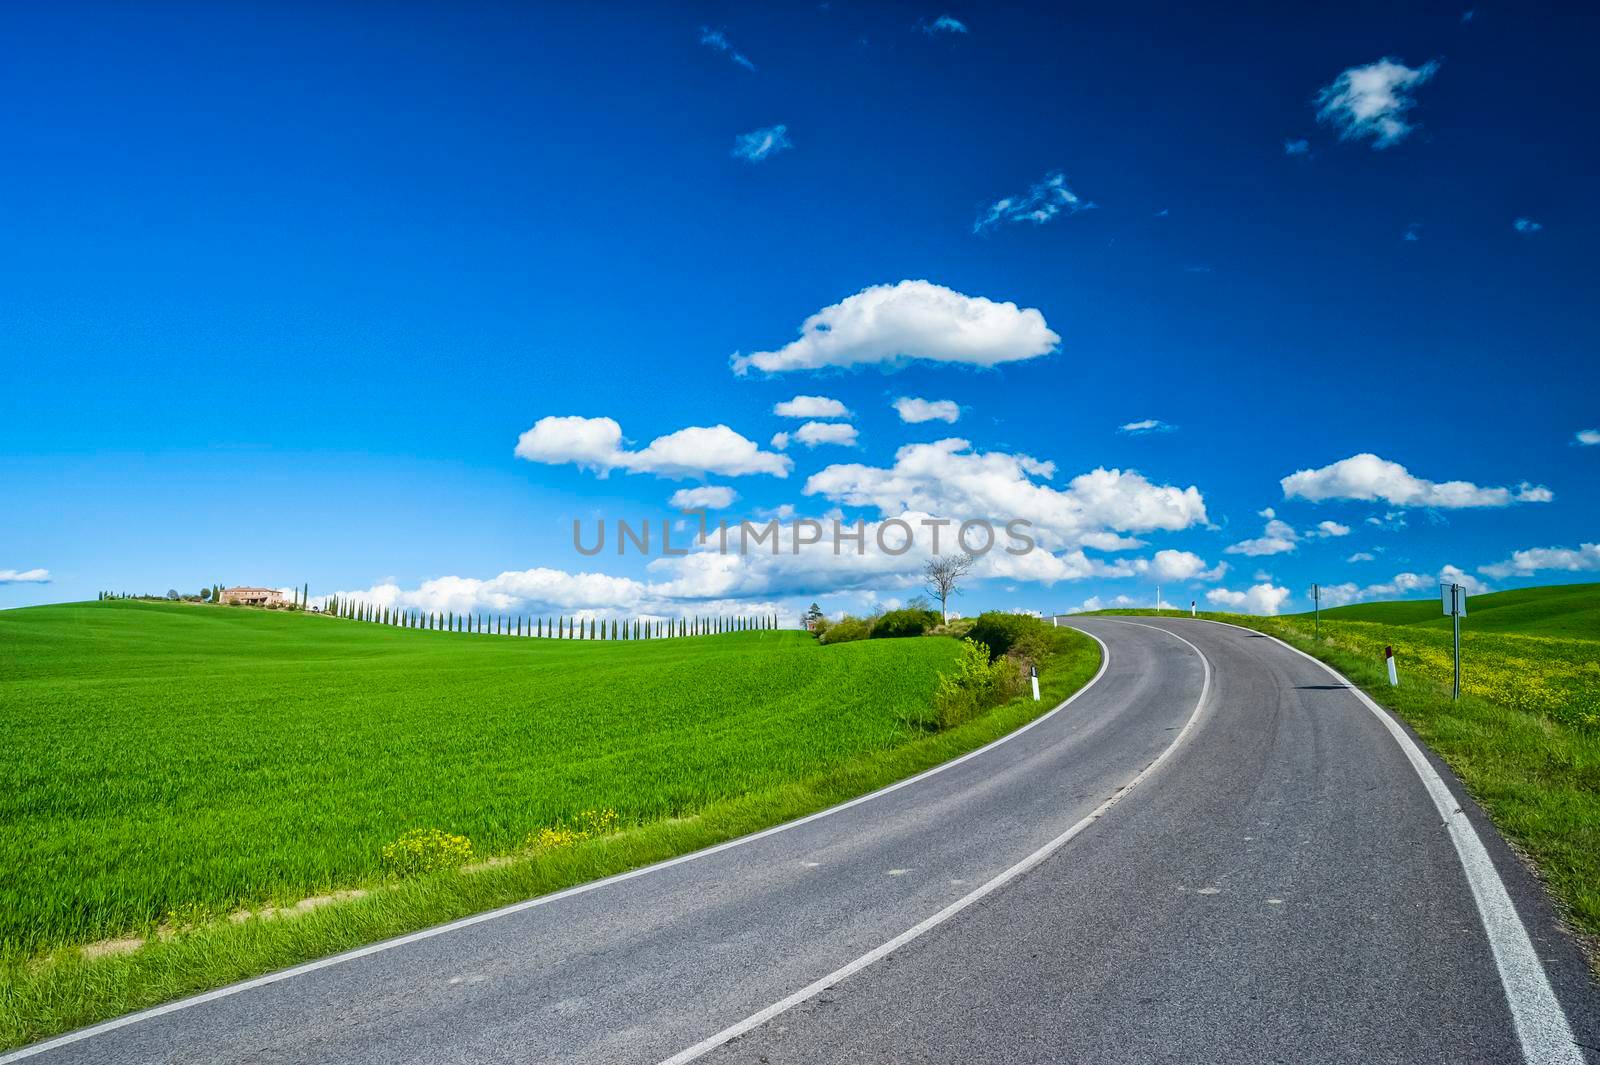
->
(9, 618), (1597, 1064)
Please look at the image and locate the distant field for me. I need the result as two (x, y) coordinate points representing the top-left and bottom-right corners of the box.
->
(1291, 587), (1599, 731)
(1312, 581), (1600, 639)
(0, 600), (970, 960)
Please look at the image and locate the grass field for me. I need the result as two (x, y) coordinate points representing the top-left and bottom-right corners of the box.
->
(0, 598), (1100, 1048)
(1091, 581), (1600, 958)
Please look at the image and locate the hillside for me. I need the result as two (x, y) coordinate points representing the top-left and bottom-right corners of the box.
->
(1306, 582), (1600, 638)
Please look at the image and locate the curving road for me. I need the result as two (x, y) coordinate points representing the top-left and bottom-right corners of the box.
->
(7, 619), (1597, 1064)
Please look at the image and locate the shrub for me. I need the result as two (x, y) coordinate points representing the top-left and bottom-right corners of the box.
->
(966, 611), (1049, 662)
(870, 607), (940, 640)
(931, 639), (1022, 729)
(380, 828), (473, 878)
(819, 616), (873, 644)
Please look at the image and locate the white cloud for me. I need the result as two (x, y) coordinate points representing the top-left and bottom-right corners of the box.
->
(894, 397), (961, 424)
(1513, 217), (1543, 234)
(1317, 564), (1489, 607)
(1226, 517), (1300, 556)
(1480, 543), (1600, 579)
(731, 280), (1059, 375)
(732, 124), (792, 162)
(770, 431), (790, 450)
(515, 416), (792, 479)
(0, 568), (50, 584)
(1143, 549), (1227, 582)
(1315, 520), (1350, 538)
(774, 395), (850, 419)
(792, 421), (859, 448)
(1281, 453), (1552, 508)
(699, 26), (755, 71)
(1575, 429), (1600, 446)
(1206, 583), (1291, 615)
(974, 171), (1093, 233)
(1347, 551), (1375, 562)
(1315, 57), (1439, 148)
(1118, 418), (1176, 436)
(669, 486), (738, 510)
(923, 14), (967, 34)
(804, 438), (1208, 552)
(1284, 138), (1311, 156)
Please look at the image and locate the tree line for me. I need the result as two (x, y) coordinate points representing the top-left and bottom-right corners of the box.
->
(319, 595), (779, 639)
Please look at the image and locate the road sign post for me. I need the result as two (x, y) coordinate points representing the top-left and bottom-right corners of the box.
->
(1441, 583), (1467, 700)
(1311, 583), (1321, 641)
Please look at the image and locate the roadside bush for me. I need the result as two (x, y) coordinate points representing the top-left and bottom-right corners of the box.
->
(932, 639), (1023, 729)
(870, 607), (939, 639)
(966, 611), (1049, 662)
(819, 616), (873, 644)
(380, 828), (473, 878)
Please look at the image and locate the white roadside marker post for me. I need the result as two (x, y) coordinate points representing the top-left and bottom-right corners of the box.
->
(1190, 600), (1196, 618)
(1386, 645), (1399, 687)
(1030, 664), (1040, 702)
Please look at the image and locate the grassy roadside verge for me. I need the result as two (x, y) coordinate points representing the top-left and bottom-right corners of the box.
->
(1089, 608), (1600, 959)
(0, 627), (1099, 1051)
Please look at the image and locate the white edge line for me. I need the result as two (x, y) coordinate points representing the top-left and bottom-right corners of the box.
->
(0, 631), (1115, 1062)
(1177, 616), (1581, 1065)
(654, 620), (1212, 1065)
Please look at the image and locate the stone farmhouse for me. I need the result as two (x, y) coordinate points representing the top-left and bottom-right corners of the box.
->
(218, 586), (292, 607)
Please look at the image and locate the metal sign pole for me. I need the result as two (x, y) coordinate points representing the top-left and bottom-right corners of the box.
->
(1453, 587), (1462, 700)
(1442, 582), (1465, 700)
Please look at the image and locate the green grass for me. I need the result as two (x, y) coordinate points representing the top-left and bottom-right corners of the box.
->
(1312, 581), (1600, 637)
(0, 599), (1100, 1049)
(1088, 582), (1600, 959)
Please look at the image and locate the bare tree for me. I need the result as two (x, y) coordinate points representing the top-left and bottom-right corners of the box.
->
(923, 553), (975, 623)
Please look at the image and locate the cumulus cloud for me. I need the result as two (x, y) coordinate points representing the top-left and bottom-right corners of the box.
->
(1480, 542), (1600, 579)
(1226, 517), (1300, 556)
(1513, 217), (1543, 234)
(699, 26), (756, 71)
(1575, 429), (1600, 446)
(515, 416), (791, 479)
(1315, 57), (1439, 148)
(792, 421), (859, 448)
(325, 568), (790, 626)
(731, 280), (1059, 375)
(1347, 551), (1376, 562)
(1206, 583), (1291, 615)
(732, 124), (792, 162)
(894, 397), (961, 424)
(774, 395), (850, 419)
(669, 485), (738, 510)
(1118, 418), (1176, 436)
(0, 568), (50, 584)
(804, 438), (1207, 551)
(974, 171), (1093, 233)
(1281, 453), (1552, 508)
(1316, 564), (1489, 608)
(923, 14), (967, 34)
(1142, 549), (1227, 582)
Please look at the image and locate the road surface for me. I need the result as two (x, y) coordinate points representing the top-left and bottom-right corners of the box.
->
(7, 618), (1597, 1064)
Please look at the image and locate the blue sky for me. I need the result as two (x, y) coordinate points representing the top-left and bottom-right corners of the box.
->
(3, 2), (1596, 619)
